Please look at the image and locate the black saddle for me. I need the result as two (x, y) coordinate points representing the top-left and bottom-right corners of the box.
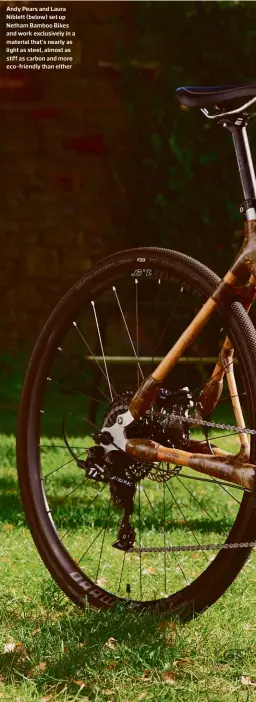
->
(176, 84), (256, 108)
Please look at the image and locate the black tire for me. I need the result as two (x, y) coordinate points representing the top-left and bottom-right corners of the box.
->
(17, 247), (256, 620)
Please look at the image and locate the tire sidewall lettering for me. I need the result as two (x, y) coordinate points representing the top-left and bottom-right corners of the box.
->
(70, 572), (114, 605)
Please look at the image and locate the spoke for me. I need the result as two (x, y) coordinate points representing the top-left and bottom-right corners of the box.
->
(117, 552), (126, 594)
(112, 286), (144, 381)
(151, 284), (184, 363)
(163, 481), (167, 594)
(91, 301), (114, 401)
(198, 431), (246, 443)
(163, 465), (190, 585)
(46, 376), (106, 407)
(60, 484), (107, 543)
(95, 497), (111, 583)
(40, 444), (90, 450)
(162, 476), (189, 585)
(78, 525), (106, 564)
(193, 356), (237, 397)
(142, 480), (188, 586)
(173, 554), (189, 585)
(85, 482), (108, 509)
(43, 450), (88, 479)
(182, 349), (217, 390)
(57, 346), (110, 402)
(77, 488), (109, 563)
(56, 478), (87, 503)
(50, 477), (88, 513)
(146, 278), (161, 376)
(210, 476), (241, 506)
(60, 525), (75, 542)
(174, 471), (247, 492)
(141, 485), (157, 516)
(135, 279), (140, 389)
(166, 482), (209, 563)
(176, 476), (227, 530)
(40, 407), (101, 444)
(72, 321), (115, 400)
(138, 482), (142, 599)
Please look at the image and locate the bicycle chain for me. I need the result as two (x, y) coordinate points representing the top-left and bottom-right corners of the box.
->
(130, 412), (256, 554)
(169, 413), (256, 435)
(129, 541), (256, 553)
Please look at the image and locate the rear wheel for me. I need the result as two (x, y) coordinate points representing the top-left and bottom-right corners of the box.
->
(17, 247), (256, 620)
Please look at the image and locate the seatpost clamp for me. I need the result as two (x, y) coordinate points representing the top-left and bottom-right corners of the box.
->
(240, 198), (256, 214)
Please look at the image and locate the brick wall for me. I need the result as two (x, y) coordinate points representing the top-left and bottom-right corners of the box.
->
(2, 1), (139, 351)
(2, 0), (254, 354)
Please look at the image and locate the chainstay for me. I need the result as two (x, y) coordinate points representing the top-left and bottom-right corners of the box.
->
(111, 409), (256, 553)
(128, 414), (256, 552)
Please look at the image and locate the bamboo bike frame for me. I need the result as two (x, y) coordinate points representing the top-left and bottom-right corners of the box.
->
(125, 115), (256, 491)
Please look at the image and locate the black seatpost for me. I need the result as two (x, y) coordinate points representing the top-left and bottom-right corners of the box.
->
(226, 120), (256, 220)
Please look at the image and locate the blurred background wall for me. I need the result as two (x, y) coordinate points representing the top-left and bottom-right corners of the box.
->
(1, 0), (256, 359)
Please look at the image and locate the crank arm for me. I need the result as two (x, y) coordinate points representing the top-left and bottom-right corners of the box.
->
(125, 438), (255, 490)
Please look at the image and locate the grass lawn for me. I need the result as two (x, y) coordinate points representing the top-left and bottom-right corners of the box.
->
(1, 353), (256, 700)
(1, 426), (256, 702)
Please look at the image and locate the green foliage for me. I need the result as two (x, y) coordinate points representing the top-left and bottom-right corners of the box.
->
(118, 1), (256, 273)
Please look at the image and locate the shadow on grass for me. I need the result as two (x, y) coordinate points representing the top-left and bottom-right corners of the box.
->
(0, 408), (17, 436)
(0, 577), (187, 695)
(0, 476), (25, 526)
(0, 472), (234, 539)
(51, 507), (232, 536)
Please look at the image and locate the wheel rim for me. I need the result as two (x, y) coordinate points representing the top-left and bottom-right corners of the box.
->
(18, 253), (256, 611)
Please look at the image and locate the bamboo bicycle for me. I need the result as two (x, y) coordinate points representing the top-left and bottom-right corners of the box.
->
(17, 84), (256, 620)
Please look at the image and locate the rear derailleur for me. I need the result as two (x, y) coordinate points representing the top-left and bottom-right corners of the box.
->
(62, 385), (194, 551)
(63, 425), (137, 550)
(87, 439), (138, 550)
